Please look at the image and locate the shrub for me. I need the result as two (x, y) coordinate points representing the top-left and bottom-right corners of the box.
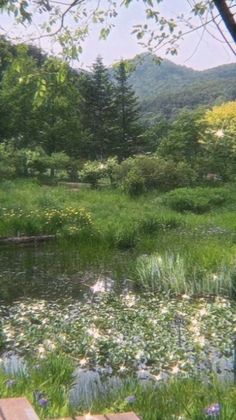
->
(122, 168), (146, 196)
(111, 156), (197, 194)
(0, 207), (94, 237)
(139, 214), (183, 234)
(164, 187), (229, 213)
(81, 161), (106, 188)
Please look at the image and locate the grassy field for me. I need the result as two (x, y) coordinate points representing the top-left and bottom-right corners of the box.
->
(1, 178), (236, 238)
(1, 179), (236, 296)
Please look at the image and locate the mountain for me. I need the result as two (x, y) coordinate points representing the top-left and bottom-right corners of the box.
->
(125, 53), (236, 121)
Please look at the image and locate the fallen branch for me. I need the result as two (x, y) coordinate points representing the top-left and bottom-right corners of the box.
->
(0, 235), (55, 244)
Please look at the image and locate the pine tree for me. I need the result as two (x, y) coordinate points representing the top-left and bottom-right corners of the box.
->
(114, 60), (142, 160)
(79, 56), (116, 160)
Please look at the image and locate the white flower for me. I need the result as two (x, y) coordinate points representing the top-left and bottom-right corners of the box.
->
(79, 358), (88, 366)
(199, 308), (208, 317)
(160, 307), (168, 315)
(171, 364), (180, 374)
(215, 129), (224, 138)
(195, 335), (205, 347)
(87, 327), (101, 339)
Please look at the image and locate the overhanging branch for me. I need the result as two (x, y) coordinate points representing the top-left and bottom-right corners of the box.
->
(213, 0), (236, 43)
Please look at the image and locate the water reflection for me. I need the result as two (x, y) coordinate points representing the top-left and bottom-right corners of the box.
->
(0, 242), (134, 303)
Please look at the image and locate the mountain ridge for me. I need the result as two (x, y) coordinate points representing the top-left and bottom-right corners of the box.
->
(118, 53), (236, 121)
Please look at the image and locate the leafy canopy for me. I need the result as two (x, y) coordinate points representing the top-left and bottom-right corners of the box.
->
(0, 1), (235, 59)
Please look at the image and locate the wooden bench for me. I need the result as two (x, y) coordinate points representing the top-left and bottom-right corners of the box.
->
(0, 398), (139, 420)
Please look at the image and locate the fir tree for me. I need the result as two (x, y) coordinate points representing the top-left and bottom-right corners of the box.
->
(79, 56), (116, 160)
(114, 60), (142, 160)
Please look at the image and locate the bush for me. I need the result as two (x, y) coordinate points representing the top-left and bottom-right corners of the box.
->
(81, 161), (106, 188)
(122, 168), (146, 196)
(139, 214), (183, 234)
(111, 156), (197, 194)
(164, 187), (229, 213)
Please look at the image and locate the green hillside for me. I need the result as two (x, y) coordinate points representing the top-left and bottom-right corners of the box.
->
(127, 53), (236, 121)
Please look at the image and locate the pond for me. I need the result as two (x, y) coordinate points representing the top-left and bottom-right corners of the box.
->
(0, 239), (235, 406)
(0, 241), (135, 303)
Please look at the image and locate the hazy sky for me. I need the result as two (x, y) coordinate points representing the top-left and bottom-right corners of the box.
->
(1, 0), (235, 70)
(78, 0), (236, 70)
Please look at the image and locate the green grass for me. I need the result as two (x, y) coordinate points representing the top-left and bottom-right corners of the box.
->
(2, 179), (236, 296)
(1, 355), (236, 419)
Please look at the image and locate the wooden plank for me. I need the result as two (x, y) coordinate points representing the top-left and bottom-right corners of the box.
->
(106, 414), (140, 420)
(75, 416), (106, 420)
(0, 398), (39, 420)
(75, 413), (139, 420)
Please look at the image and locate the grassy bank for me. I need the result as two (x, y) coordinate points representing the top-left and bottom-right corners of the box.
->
(0, 352), (236, 419)
(1, 179), (236, 297)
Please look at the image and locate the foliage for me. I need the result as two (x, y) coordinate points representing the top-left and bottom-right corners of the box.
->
(135, 252), (236, 297)
(78, 56), (117, 160)
(199, 101), (236, 179)
(0, 206), (94, 237)
(1, 353), (236, 418)
(113, 155), (197, 194)
(122, 167), (146, 196)
(80, 160), (107, 187)
(157, 108), (205, 162)
(164, 187), (229, 213)
(0, 353), (75, 419)
(0, 1), (235, 59)
(113, 60), (143, 159)
(0, 143), (16, 178)
(1, 293), (235, 380)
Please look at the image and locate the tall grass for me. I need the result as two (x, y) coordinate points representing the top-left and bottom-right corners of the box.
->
(1, 353), (236, 419)
(135, 252), (236, 297)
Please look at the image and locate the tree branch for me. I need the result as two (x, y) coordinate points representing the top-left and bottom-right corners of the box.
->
(213, 0), (236, 43)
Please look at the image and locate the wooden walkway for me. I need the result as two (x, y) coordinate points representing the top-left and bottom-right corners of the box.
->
(0, 398), (139, 420)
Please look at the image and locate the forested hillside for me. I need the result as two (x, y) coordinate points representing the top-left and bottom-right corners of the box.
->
(127, 53), (236, 121)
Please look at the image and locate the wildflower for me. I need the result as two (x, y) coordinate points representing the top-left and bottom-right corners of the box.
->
(204, 402), (221, 417)
(6, 379), (16, 388)
(215, 129), (224, 138)
(79, 357), (88, 366)
(182, 294), (190, 300)
(199, 307), (208, 317)
(171, 364), (180, 374)
(38, 398), (48, 408)
(125, 395), (136, 404)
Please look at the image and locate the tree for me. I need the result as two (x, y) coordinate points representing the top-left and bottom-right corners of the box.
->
(33, 57), (81, 157)
(0, 46), (82, 157)
(114, 60), (142, 159)
(0, 45), (39, 148)
(198, 101), (236, 178)
(157, 109), (205, 163)
(0, 1), (235, 58)
(79, 56), (116, 160)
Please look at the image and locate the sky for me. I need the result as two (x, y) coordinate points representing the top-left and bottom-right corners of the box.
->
(1, 0), (235, 71)
(78, 0), (236, 71)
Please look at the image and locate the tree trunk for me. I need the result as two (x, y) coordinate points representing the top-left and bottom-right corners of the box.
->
(213, 0), (236, 43)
